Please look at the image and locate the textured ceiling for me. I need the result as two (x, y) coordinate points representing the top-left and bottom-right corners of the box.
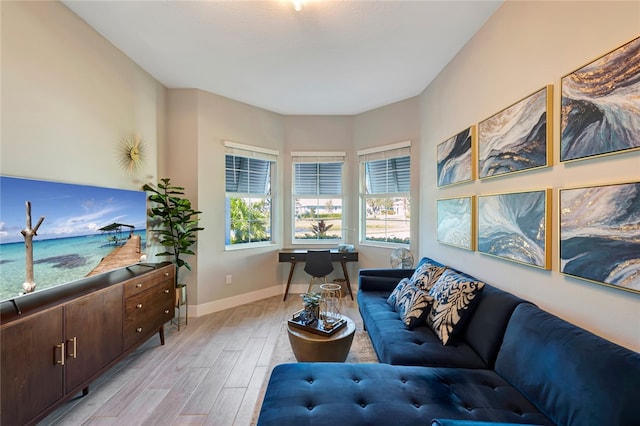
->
(63, 0), (502, 115)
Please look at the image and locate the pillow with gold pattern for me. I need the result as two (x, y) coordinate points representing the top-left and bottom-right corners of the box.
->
(387, 278), (410, 309)
(427, 269), (485, 345)
(396, 282), (434, 329)
(409, 257), (448, 291)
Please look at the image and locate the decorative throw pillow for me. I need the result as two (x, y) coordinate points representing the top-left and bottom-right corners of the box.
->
(409, 257), (448, 291)
(427, 269), (485, 345)
(396, 283), (434, 329)
(387, 278), (410, 309)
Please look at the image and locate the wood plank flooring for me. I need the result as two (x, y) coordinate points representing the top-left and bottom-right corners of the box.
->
(39, 294), (366, 426)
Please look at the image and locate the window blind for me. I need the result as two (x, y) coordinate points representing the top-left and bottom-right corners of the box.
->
(292, 152), (345, 196)
(358, 142), (411, 194)
(224, 141), (277, 195)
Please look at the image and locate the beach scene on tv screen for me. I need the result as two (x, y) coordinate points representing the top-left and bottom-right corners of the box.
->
(0, 176), (147, 301)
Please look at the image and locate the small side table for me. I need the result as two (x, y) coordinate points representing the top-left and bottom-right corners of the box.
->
(287, 315), (356, 362)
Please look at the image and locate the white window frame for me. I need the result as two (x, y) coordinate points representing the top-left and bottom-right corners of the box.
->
(291, 151), (346, 245)
(358, 141), (411, 247)
(224, 141), (278, 250)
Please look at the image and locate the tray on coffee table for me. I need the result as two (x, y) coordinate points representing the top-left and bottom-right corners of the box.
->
(288, 310), (347, 336)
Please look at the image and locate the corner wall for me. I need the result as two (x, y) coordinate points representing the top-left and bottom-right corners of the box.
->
(1, 1), (165, 190)
(419, 1), (639, 351)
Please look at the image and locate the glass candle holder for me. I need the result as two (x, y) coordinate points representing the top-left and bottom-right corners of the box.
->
(319, 283), (342, 327)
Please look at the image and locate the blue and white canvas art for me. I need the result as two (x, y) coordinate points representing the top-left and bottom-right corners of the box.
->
(478, 189), (550, 269)
(561, 37), (640, 162)
(437, 126), (474, 187)
(0, 176), (147, 301)
(437, 196), (474, 250)
(478, 86), (551, 179)
(560, 182), (640, 294)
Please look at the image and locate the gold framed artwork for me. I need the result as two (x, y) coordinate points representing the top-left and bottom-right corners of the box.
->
(436, 126), (476, 187)
(478, 85), (553, 179)
(559, 181), (640, 294)
(436, 196), (475, 250)
(560, 36), (640, 162)
(477, 189), (551, 269)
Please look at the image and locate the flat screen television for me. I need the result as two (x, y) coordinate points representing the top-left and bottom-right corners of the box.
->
(0, 176), (147, 302)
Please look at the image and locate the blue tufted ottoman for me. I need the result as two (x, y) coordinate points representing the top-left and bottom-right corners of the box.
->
(257, 362), (553, 426)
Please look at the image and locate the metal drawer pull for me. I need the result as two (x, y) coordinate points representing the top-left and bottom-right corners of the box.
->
(164, 309), (170, 314)
(55, 342), (65, 366)
(164, 289), (170, 294)
(136, 283), (143, 288)
(136, 327), (143, 333)
(67, 337), (77, 359)
(165, 272), (169, 277)
(136, 303), (143, 309)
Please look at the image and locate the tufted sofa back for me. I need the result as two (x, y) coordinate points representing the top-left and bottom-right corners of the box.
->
(495, 303), (640, 426)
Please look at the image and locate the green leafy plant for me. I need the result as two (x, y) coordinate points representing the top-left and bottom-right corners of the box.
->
(143, 178), (204, 285)
(301, 292), (321, 308)
(310, 219), (333, 239)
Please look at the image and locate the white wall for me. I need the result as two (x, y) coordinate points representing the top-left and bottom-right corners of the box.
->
(1, 1), (165, 190)
(353, 97), (421, 268)
(159, 89), (293, 310)
(419, 0), (640, 351)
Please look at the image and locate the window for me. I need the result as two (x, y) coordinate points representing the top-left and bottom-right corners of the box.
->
(225, 141), (278, 248)
(359, 142), (411, 245)
(292, 152), (345, 243)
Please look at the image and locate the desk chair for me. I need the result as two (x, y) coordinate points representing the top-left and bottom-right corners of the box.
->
(304, 250), (334, 293)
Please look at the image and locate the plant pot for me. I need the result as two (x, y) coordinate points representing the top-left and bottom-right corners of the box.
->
(176, 284), (187, 307)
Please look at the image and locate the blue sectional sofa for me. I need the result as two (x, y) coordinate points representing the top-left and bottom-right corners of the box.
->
(257, 258), (640, 426)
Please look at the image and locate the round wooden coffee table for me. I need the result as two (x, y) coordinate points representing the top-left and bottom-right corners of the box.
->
(287, 315), (356, 362)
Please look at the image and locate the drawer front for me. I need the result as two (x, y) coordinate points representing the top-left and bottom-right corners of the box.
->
(336, 252), (358, 262)
(278, 252), (306, 262)
(123, 266), (174, 298)
(278, 251), (359, 263)
(124, 280), (174, 349)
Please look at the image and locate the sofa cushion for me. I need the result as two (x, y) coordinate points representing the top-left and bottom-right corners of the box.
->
(461, 285), (529, 369)
(257, 363), (553, 426)
(427, 269), (485, 345)
(409, 257), (448, 290)
(358, 290), (488, 368)
(396, 282), (434, 329)
(495, 303), (640, 426)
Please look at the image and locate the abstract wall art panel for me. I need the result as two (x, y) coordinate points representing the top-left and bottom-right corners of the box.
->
(478, 85), (552, 179)
(437, 126), (475, 187)
(561, 36), (640, 162)
(478, 189), (551, 269)
(0, 176), (148, 301)
(560, 181), (640, 294)
(437, 196), (475, 250)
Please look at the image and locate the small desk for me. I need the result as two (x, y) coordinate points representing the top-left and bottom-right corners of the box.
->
(278, 249), (358, 301)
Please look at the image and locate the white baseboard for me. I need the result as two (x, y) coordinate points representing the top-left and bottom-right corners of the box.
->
(187, 283), (314, 317)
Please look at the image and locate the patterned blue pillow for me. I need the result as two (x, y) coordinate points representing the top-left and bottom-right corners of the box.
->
(387, 278), (410, 309)
(409, 257), (448, 291)
(396, 283), (434, 329)
(427, 269), (485, 345)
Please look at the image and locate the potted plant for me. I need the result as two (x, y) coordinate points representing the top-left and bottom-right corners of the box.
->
(143, 178), (204, 289)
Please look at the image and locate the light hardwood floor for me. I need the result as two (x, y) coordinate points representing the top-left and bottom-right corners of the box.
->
(40, 294), (366, 426)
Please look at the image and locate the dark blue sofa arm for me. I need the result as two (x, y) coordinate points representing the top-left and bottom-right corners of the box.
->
(358, 268), (413, 292)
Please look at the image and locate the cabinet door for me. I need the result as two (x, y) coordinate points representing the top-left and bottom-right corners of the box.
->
(0, 307), (64, 425)
(64, 285), (123, 393)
